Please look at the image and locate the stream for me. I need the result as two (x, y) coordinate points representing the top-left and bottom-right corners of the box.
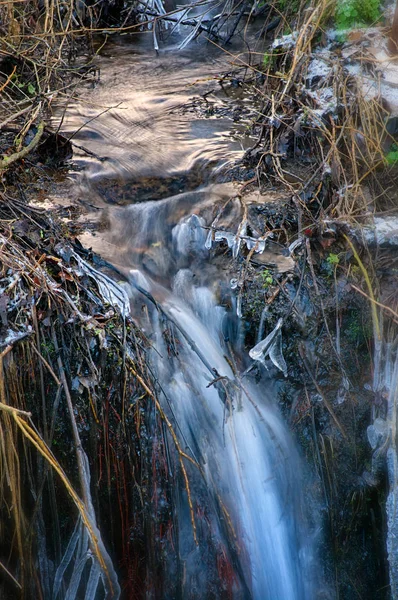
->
(55, 25), (318, 600)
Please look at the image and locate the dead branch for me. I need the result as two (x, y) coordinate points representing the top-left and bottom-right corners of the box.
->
(0, 121), (45, 171)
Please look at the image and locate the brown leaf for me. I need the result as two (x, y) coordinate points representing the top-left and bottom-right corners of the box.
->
(347, 30), (363, 43)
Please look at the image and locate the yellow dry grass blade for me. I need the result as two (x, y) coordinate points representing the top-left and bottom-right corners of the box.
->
(0, 340), (115, 596)
(11, 415), (115, 592)
(343, 233), (381, 340)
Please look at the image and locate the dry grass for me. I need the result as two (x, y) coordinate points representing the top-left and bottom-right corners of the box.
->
(240, 0), (397, 221)
(0, 193), (196, 598)
(0, 1), (97, 173)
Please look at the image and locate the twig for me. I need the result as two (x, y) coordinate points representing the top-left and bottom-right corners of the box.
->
(0, 106), (33, 131)
(299, 345), (348, 440)
(343, 234), (381, 340)
(351, 284), (398, 324)
(30, 343), (61, 386)
(0, 65), (16, 93)
(66, 103), (123, 143)
(0, 559), (21, 590)
(0, 121), (45, 171)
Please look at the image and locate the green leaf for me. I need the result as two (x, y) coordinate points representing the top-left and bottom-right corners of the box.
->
(327, 253), (340, 266)
(386, 151), (398, 164)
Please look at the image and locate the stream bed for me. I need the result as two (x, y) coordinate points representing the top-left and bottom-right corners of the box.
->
(51, 28), (320, 599)
(37, 14), (396, 599)
(2, 3), (398, 599)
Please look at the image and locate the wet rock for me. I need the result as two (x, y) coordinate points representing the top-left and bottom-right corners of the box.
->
(343, 216), (398, 248)
(272, 32), (298, 50)
(37, 132), (73, 166)
(369, 217), (398, 247)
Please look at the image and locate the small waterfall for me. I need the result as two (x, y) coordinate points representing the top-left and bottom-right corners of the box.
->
(121, 203), (315, 598)
(56, 23), (320, 592)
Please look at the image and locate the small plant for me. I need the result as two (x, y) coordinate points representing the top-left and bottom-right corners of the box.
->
(262, 49), (281, 70)
(384, 141), (398, 164)
(10, 73), (36, 96)
(323, 253), (340, 277)
(326, 253), (340, 266)
(263, 53), (271, 68)
(335, 0), (380, 29)
(261, 269), (273, 288)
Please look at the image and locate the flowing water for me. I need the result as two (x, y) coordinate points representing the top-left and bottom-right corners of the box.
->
(56, 25), (317, 600)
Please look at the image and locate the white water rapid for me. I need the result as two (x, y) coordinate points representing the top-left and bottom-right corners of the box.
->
(118, 201), (315, 599)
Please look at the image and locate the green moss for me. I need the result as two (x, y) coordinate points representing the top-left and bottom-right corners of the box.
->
(344, 309), (372, 346)
(263, 53), (271, 68)
(262, 48), (282, 70)
(41, 340), (55, 356)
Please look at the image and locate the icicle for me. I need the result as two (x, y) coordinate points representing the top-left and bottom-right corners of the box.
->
(385, 342), (393, 391)
(65, 554), (89, 600)
(215, 230), (236, 248)
(246, 237), (267, 253)
(288, 239), (303, 255)
(237, 292), (242, 318)
(53, 520), (82, 599)
(83, 557), (101, 600)
(257, 306), (269, 344)
(153, 24), (159, 52)
(249, 318), (283, 361)
(373, 337), (383, 392)
(205, 225), (270, 257)
(179, 21), (202, 50)
(249, 318), (287, 376)
(232, 220), (247, 259)
(205, 229), (213, 250)
(269, 329), (287, 377)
